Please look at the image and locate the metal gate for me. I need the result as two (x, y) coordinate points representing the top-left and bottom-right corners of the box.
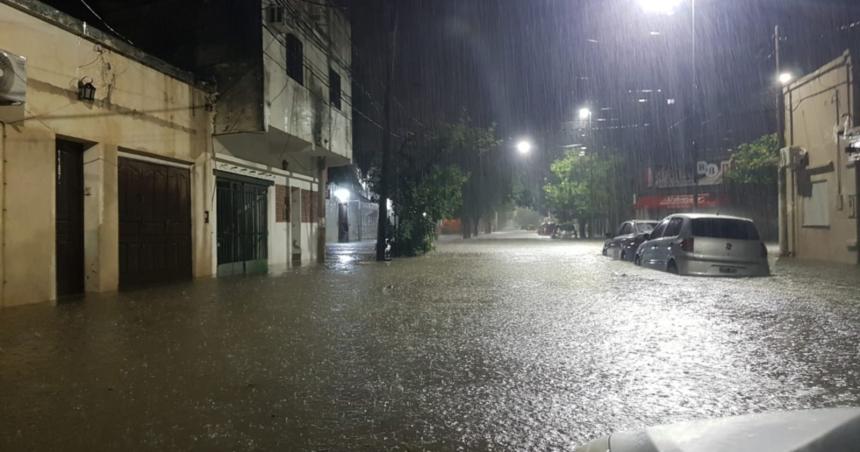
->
(118, 157), (192, 288)
(216, 173), (269, 275)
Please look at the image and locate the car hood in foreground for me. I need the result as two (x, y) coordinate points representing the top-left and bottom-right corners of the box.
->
(575, 408), (860, 452)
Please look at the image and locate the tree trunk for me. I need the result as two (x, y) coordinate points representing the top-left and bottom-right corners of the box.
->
(462, 217), (472, 239)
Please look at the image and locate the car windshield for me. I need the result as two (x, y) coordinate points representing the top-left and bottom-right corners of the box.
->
(692, 218), (761, 240)
(635, 222), (657, 233)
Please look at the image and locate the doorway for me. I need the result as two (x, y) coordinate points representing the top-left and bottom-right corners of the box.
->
(290, 187), (302, 264)
(55, 140), (85, 296)
(338, 203), (349, 242)
(118, 157), (192, 288)
(216, 173), (270, 275)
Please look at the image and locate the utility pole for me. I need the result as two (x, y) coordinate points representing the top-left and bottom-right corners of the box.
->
(690, 0), (700, 211)
(375, 2), (399, 261)
(775, 25), (785, 149)
(775, 24), (790, 256)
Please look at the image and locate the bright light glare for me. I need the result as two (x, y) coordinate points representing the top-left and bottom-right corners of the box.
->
(334, 188), (351, 202)
(778, 72), (794, 85)
(578, 108), (592, 120)
(638, 0), (683, 15)
(516, 140), (533, 155)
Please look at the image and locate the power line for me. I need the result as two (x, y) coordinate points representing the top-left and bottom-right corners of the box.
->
(77, 0), (134, 45)
(270, 0), (425, 135)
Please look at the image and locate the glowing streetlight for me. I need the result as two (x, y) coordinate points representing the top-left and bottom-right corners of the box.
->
(333, 187), (351, 203)
(637, 0), (683, 15)
(778, 72), (794, 85)
(578, 107), (592, 121)
(516, 140), (533, 155)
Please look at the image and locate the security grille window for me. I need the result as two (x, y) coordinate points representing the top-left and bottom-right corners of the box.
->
(286, 34), (304, 85)
(329, 68), (342, 109)
(804, 180), (830, 227)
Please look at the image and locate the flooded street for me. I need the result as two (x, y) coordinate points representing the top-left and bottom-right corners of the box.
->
(2, 231), (860, 451)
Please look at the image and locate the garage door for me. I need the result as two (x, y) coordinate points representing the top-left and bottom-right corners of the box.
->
(216, 173), (269, 276)
(118, 157), (192, 287)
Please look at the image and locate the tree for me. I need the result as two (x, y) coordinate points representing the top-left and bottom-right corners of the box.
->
(449, 118), (506, 238)
(393, 166), (467, 256)
(725, 134), (779, 186)
(543, 151), (622, 237)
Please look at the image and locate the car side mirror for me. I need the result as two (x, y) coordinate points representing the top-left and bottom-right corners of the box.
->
(605, 232), (613, 239)
(642, 233), (651, 241)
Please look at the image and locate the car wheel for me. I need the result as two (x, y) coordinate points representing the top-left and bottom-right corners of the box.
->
(634, 255), (641, 266)
(602, 247), (607, 256)
(667, 260), (679, 274)
(620, 250), (627, 261)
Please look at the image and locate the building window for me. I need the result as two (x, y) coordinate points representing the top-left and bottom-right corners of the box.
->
(286, 33), (303, 85)
(803, 180), (829, 227)
(329, 68), (342, 110)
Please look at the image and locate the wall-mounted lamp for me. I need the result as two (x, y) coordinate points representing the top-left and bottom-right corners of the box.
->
(77, 77), (96, 101)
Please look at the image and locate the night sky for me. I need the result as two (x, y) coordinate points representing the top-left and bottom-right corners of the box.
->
(36, 0), (860, 172)
(349, 0), (860, 172)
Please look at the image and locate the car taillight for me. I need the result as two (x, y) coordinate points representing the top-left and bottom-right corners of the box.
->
(681, 238), (694, 252)
(760, 243), (767, 258)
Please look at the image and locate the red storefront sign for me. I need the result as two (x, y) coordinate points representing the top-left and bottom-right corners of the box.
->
(635, 193), (727, 210)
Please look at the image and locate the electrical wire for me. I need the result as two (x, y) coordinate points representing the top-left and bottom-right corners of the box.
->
(268, 0), (425, 132)
(77, 0), (134, 45)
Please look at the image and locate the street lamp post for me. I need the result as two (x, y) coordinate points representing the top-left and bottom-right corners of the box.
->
(638, 0), (700, 210)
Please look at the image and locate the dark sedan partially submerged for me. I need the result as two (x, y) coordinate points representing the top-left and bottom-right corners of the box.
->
(602, 220), (658, 261)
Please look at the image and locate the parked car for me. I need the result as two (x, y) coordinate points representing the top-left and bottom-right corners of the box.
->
(602, 220), (658, 260)
(537, 221), (557, 236)
(552, 223), (578, 240)
(634, 214), (770, 277)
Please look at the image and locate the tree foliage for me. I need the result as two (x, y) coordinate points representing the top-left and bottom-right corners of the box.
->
(543, 151), (621, 227)
(393, 166), (466, 256)
(725, 133), (779, 186)
(388, 116), (500, 255)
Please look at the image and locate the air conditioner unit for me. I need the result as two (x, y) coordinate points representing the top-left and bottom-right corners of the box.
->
(265, 5), (288, 31)
(0, 49), (26, 106)
(779, 146), (808, 169)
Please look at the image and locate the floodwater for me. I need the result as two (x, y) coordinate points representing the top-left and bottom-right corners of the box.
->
(2, 231), (859, 451)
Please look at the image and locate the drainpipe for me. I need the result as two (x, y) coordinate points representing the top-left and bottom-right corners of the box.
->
(856, 156), (860, 265)
(778, 160), (787, 256)
(317, 156), (327, 264)
(0, 122), (5, 306)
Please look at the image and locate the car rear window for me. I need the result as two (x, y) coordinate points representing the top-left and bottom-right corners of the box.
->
(692, 218), (760, 240)
(635, 223), (656, 233)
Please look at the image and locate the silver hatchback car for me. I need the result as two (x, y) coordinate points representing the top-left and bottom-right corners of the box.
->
(634, 214), (770, 277)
